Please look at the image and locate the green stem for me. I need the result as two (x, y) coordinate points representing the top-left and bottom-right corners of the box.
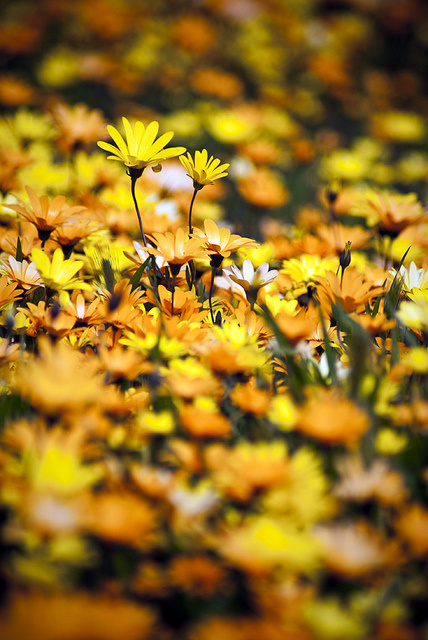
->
(188, 188), (197, 236)
(130, 176), (147, 247)
(171, 273), (177, 316)
(209, 265), (216, 324)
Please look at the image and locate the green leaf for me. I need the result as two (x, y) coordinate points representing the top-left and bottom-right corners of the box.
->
(130, 259), (149, 292)
(15, 236), (23, 262)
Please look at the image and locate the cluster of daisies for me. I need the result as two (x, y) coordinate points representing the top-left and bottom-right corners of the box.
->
(0, 109), (426, 640)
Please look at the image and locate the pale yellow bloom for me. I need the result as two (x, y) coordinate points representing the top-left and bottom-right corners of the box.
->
(31, 248), (91, 292)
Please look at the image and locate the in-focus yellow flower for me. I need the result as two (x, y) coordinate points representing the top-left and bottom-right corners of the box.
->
(97, 117), (186, 173)
(180, 149), (229, 189)
(31, 248), (91, 293)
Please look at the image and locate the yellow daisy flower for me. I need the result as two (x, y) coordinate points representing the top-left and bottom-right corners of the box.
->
(97, 117), (186, 173)
(31, 248), (91, 293)
(180, 149), (229, 189)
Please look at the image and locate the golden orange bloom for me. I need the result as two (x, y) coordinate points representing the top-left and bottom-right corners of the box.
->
(314, 266), (386, 315)
(0, 255), (43, 291)
(0, 274), (22, 309)
(9, 187), (86, 238)
(20, 300), (76, 339)
(145, 228), (206, 265)
(52, 215), (102, 249)
(0, 221), (41, 258)
(146, 285), (204, 319)
(297, 387), (370, 445)
(275, 308), (315, 345)
(195, 218), (256, 259)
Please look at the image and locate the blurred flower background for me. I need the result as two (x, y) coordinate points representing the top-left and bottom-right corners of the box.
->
(0, 0), (427, 639)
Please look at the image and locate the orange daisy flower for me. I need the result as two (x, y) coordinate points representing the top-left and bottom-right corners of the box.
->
(9, 186), (86, 241)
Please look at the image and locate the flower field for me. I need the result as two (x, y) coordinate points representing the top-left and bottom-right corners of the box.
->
(0, 1), (427, 638)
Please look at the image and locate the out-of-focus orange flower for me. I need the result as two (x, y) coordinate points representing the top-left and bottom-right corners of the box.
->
(163, 360), (223, 400)
(289, 138), (316, 163)
(97, 344), (148, 380)
(297, 387), (370, 445)
(163, 438), (203, 474)
(237, 167), (289, 209)
(14, 339), (103, 414)
(391, 399), (428, 430)
(188, 615), (311, 640)
(52, 103), (108, 153)
(170, 15), (216, 53)
(179, 401), (232, 438)
(355, 191), (425, 235)
(334, 455), (408, 506)
(317, 223), (371, 253)
(206, 441), (289, 502)
(315, 520), (402, 578)
(354, 309), (396, 335)
(130, 464), (174, 500)
(230, 377), (271, 416)
(85, 491), (158, 548)
(275, 308), (315, 345)
(169, 555), (229, 598)
(0, 74), (35, 107)
(308, 52), (352, 89)
(191, 67), (243, 100)
(290, 235), (331, 258)
(395, 504), (428, 555)
(238, 138), (284, 166)
(0, 590), (155, 640)
(0, 147), (31, 194)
